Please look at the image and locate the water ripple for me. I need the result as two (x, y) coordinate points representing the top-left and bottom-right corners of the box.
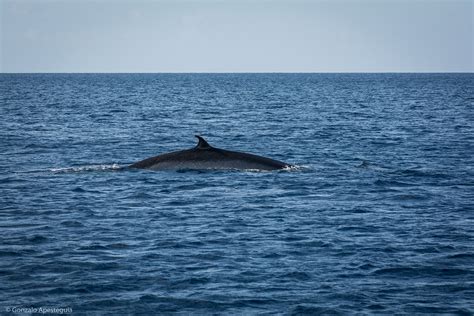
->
(0, 73), (473, 314)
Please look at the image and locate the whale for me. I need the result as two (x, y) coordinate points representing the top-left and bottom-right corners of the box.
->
(129, 135), (292, 171)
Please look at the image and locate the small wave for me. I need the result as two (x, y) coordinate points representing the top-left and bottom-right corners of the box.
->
(391, 193), (430, 201)
(27, 235), (48, 244)
(372, 266), (470, 277)
(282, 164), (308, 172)
(244, 164), (307, 173)
(397, 168), (450, 179)
(238, 168), (276, 173)
(50, 164), (123, 173)
(60, 220), (84, 227)
(291, 305), (339, 315)
(172, 165), (308, 173)
(357, 160), (370, 168)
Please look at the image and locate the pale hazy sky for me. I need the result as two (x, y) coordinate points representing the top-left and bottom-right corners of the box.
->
(0, 0), (472, 72)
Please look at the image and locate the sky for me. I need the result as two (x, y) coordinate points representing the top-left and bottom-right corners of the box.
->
(0, 0), (472, 73)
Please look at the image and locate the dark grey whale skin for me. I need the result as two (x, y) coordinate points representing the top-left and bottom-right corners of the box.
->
(129, 136), (292, 171)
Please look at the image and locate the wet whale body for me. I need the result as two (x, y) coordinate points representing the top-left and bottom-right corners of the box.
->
(130, 136), (292, 171)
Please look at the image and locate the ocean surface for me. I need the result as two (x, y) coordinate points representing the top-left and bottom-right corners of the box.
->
(0, 73), (473, 315)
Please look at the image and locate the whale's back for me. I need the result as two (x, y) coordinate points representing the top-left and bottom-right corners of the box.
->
(130, 147), (288, 171)
(129, 136), (290, 171)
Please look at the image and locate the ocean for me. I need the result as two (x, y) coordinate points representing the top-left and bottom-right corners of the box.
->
(1, 73), (473, 314)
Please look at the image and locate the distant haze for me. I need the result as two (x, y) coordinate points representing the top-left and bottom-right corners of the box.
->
(1, 0), (472, 73)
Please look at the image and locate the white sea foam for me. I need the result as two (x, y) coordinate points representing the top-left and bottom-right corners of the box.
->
(50, 164), (122, 173)
(281, 164), (309, 172)
(239, 165), (307, 173)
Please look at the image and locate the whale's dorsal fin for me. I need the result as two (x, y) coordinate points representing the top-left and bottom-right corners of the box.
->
(195, 135), (211, 149)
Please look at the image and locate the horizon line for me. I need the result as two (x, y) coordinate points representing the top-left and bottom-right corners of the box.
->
(1, 71), (473, 74)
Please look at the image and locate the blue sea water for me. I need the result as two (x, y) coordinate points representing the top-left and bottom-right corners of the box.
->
(0, 73), (473, 315)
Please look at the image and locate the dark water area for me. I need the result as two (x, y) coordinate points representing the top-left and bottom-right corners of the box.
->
(0, 73), (473, 315)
